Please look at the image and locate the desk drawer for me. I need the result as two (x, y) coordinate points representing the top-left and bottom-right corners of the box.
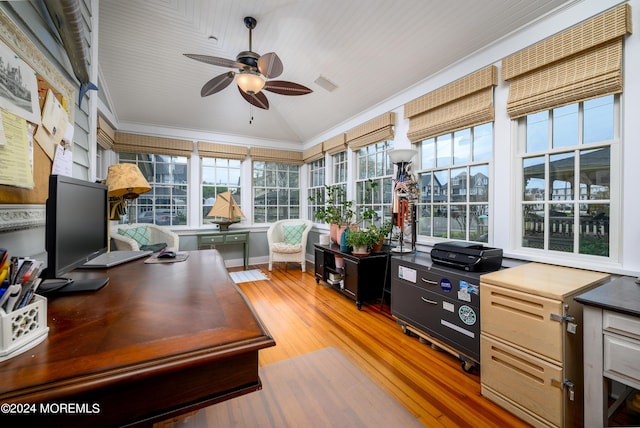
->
(225, 234), (247, 243)
(199, 235), (225, 246)
(603, 333), (640, 389)
(481, 282), (563, 363)
(481, 334), (563, 427)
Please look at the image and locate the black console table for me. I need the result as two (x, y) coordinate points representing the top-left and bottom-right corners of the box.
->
(314, 244), (389, 310)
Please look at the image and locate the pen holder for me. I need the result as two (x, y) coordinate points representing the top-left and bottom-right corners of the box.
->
(0, 294), (49, 362)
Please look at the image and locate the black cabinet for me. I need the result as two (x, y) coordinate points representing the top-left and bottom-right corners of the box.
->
(390, 253), (482, 371)
(314, 244), (389, 310)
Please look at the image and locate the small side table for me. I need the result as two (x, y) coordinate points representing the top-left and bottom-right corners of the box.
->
(197, 230), (249, 269)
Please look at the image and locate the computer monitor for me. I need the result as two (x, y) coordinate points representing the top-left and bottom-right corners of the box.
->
(40, 174), (110, 293)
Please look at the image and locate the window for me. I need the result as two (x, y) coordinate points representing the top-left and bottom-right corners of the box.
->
(355, 141), (394, 226)
(253, 162), (300, 223)
(307, 158), (326, 221)
(120, 153), (188, 226)
(519, 95), (615, 257)
(201, 158), (242, 224)
(332, 150), (348, 195)
(415, 123), (492, 242)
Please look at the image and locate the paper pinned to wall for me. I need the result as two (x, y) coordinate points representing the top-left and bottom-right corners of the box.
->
(52, 143), (72, 177)
(0, 109), (34, 188)
(41, 89), (68, 139)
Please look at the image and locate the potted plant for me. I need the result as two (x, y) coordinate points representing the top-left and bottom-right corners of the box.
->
(367, 220), (393, 252)
(308, 184), (355, 243)
(346, 228), (375, 256)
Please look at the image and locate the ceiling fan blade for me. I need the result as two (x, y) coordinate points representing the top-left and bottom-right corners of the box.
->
(263, 80), (313, 96)
(201, 72), (235, 97)
(258, 52), (284, 79)
(184, 54), (245, 70)
(238, 86), (269, 110)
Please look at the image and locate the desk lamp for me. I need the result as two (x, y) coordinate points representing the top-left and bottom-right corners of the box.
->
(106, 164), (151, 224)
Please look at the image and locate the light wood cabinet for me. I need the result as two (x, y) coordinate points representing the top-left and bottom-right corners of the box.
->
(480, 262), (609, 427)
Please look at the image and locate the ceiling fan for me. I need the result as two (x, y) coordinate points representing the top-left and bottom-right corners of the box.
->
(184, 16), (312, 110)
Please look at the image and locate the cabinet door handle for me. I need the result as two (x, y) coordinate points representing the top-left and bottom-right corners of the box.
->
(421, 278), (438, 285)
(421, 296), (438, 305)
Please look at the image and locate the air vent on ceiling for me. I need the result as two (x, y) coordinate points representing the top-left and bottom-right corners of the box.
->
(314, 75), (338, 92)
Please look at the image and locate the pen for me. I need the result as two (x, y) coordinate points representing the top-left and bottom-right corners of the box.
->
(0, 284), (20, 312)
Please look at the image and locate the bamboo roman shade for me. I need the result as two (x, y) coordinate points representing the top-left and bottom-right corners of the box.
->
(250, 147), (303, 165)
(197, 141), (248, 160)
(503, 3), (631, 119)
(113, 132), (194, 157)
(96, 116), (115, 150)
(346, 112), (395, 150)
(303, 143), (324, 163)
(404, 65), (498, 143)
(323, 134), (347, 155)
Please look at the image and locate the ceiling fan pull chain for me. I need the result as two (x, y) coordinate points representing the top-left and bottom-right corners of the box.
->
(249, 104), (254, 124)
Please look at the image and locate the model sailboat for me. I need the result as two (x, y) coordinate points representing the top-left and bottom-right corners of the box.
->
(206, 191), (245, 230)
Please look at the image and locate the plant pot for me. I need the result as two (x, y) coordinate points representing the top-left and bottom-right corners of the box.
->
(371, 238), (384, 253)
(330, 223), (338, 244)
(351, 244), (369, 257)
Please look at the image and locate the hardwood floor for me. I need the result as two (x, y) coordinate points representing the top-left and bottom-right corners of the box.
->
(230, 263), (530, 428)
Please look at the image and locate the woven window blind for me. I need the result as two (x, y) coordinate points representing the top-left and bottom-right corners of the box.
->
(303, 143), (324, 163)
(96, 116), (115, 150)
(113, 132), (194, 157)
(197, 141), (248, 160)
(404, 66), (497, 143)
(346, 112), (395, 150)
(250, 147), (303, 165)
(503, 3), (631, 119)
(323, 134), (347, 155)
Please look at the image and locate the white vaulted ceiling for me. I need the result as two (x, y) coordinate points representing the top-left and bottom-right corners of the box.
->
(98, 0), (576, 145)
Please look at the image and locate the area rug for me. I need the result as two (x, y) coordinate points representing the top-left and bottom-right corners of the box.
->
(229, 269), (270, 283)
(178, 347), (424, 427)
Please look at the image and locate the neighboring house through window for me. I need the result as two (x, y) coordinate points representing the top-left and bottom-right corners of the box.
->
(415, 123), (493, 242)
(120, 153), (188, 226)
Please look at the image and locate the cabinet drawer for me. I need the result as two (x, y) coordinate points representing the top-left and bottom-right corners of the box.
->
(394, 263), (481, 305)
(603, 333), (640, 389)
(392, 279), (480, 360)
(603, 310), (640, 341)
(225, 234), (247, 243)
(199, 235), (225, 245)
(481, 283), (563, 363)
(481, 334), (563, 427)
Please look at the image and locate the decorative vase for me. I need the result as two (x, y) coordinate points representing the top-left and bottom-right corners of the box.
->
(340, 227), (349, 252)
(334, 255), (344, 269)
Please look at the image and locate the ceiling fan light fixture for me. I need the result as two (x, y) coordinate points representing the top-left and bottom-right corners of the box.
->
(236, 71), (265, 94)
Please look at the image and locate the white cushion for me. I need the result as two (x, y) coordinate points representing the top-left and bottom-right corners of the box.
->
(271, 242), (303, 254)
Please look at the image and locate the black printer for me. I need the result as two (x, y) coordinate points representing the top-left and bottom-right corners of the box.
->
(430, 241), (503, 272)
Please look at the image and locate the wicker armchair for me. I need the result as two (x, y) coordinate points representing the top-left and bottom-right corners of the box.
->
(110, 223), (179, 252)
(267, 219), (313, 272)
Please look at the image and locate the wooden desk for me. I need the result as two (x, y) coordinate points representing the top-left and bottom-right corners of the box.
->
(0, 250), (275, 427)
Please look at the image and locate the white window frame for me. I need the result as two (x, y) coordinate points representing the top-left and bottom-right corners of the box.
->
(514, 95), (621, 263)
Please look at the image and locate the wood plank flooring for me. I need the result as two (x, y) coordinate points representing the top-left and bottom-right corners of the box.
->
(228, 263), (530, 428)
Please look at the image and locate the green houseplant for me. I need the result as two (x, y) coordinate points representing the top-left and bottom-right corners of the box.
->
(309, 184), (355, 243)
(345, 228), (375, 256)
(367, 220), (393, 252)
